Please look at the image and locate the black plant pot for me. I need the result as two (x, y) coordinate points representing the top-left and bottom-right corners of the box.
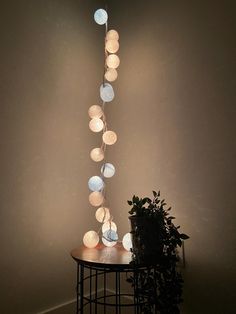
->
(129, 216), (163, 263)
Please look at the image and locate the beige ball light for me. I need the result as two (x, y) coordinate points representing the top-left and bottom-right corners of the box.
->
(105, 39), (119, 53)
(83, 230), (99, 248)
(88, 105), (103, 119)
(102, 221), (117, 233)
(103, 131), (117, 145)
(106, 29), (119, 41)
(89, 118), (104, 132)
(105, 68), (118, 82)
(90, 148), (104, 162)
(89, 191), (104, 207)
(95, 207), (110, 223)
(106, 54), (120, 69)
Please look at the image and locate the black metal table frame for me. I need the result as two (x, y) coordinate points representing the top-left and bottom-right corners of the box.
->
(75, 261), (149, 314)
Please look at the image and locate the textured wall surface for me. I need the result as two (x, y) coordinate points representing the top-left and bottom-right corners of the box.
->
(0, 0), (235, 313)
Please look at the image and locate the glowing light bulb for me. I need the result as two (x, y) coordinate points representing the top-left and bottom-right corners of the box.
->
(102, 221), (117, 233)
(89, 118), (104, 132)
(101, 163), (115, 178)
(88, 105), (103, 119)
(100, 83), (114, 102)
(103, 131), (117, 145)
(94, 9), (108, 25)
(105, 68), (118, 82)
(88, 176), (104, 192)
(89, 191), (104, 207)
(106, 54), (120, 69)
(83, 231), (99, 248)
(122, 233), (133, 251)
(102, 229), (118, 247)
(95, 207), (110, 223)
(105, 39), (119, 53)
(90, 148), (104, 162)
(106, 29), (119, 41)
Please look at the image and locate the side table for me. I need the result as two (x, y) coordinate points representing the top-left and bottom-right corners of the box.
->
(71, 243), (149, 314)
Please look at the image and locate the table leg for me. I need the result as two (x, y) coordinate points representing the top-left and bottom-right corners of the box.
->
(79, 264), (84, 314)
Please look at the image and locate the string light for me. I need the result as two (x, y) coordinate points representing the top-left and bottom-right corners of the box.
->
(83, 8), (123, 249)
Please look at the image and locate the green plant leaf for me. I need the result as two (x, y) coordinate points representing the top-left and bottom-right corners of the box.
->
(127, 200), (133, 205)
(180, 233), (189, 240)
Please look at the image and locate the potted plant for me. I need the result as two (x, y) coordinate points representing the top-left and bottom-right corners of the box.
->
(127, 190), (189, 314)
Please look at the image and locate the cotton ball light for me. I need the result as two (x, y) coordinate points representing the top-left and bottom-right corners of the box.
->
(83, 231), (99, 248)
(89, 118), (104, 132)
(88, 176), (104, 192)
(105, 39), (119, 53)
(94, 9), (108, 25)
(122, 233), (133, 251)
(102, 229), (118, 247)
(102, 221), (117, 233)
(88, 105), (103, 119)
(90, 148), (104, 162)
(100, 83), (114, 102)
(89, 191), (104, 207)
(101, 163), (115, 178)
(104, 68), (118, 82)
(95, 207), (110, 223)
(103, 131), (117, 145)
(106, 54), (120, 69)
(106, 29), (119, 41)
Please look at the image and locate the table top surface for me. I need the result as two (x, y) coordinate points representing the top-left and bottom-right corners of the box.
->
(71, 243), (133, 268)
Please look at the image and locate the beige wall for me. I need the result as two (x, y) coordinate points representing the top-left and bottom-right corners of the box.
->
(0, 0), (236, 313)
(108, 1), (236, 313)
(0, 0), (102, 313)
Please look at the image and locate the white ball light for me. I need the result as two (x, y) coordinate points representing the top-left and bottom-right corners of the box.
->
(103, 131), (117, 145)
(122, 233), (133, 251)
(88, 105), (103, 119)
(105, 68), (118, 82)
(95, 207), (110, 223)
(101, 163), (115, 178)
(106, 54), (120, 69)
(102, 229), (118, 247)
(94, 9), (108, 25)
(83, 231), (99, 248)
(102, 221), (117, 233)
(89, 191), (104, 207)
(106, 29), (119, 41)
(89, 118), (104, 132)
(105, 39), (119, 53)
(100, 83), (114, 102)
(102, 237), (117, 247)
(90, 148), (104, 162)
(88, 176), (104, 192)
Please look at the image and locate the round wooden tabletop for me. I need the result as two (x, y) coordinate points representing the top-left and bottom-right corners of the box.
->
(71, 243), (133, 268)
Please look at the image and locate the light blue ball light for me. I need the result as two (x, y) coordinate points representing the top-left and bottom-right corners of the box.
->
(94, 9), (108, 25)
(103, 229), (118, 242)
(88, 176), (104, 192)
(100, 83), (114, 102)
(101, 163), (115, 178)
